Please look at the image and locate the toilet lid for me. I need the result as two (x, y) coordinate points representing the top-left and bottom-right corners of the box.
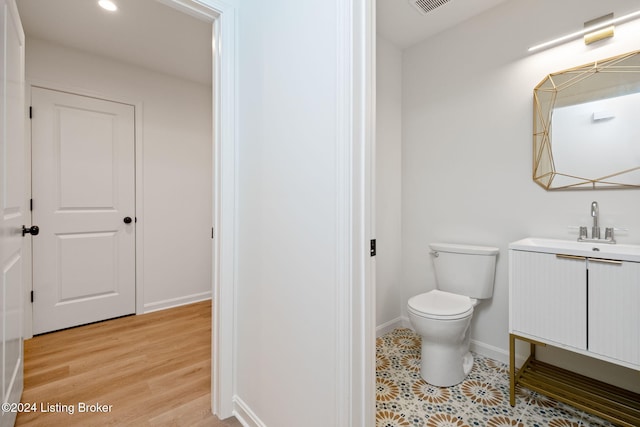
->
(408, 290), (473, 319)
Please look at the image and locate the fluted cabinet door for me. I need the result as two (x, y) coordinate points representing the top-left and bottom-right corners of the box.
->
(588, 260), (640, 368)
(509, 250), (587, 350)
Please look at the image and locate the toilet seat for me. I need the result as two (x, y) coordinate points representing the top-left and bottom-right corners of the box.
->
(408, 290), (473, 320)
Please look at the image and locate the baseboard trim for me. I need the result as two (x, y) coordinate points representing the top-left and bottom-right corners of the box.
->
(401, 316), (412, 329)
(233, 396), (267, 427)
(143, 291), (211, 313)
(378, 322), (527, 369)
(470, 339), (508, 365)
(470, 339), (527, 367)
(376, 317), (402, 337)
(376, 316), (413, 337)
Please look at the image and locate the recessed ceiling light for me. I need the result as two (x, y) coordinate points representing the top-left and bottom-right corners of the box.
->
(98, 0), (118, 12)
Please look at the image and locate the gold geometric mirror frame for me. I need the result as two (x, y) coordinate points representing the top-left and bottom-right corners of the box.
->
(533, 50), (640, 190)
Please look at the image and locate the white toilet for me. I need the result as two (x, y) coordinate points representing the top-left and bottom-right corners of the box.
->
(407, 242), (498, 387)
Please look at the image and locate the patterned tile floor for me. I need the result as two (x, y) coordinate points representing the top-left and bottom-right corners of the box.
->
(376, 328), (616, 427)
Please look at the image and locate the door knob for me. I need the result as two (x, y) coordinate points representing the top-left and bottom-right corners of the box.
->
(22, 225), (40, 236)
(123, 217), (132, 224)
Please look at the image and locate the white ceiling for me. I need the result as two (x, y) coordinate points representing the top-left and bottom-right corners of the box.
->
(16, 0), (508, 84)
(377, 0), (511, 49)
(17, 0), (212, 85)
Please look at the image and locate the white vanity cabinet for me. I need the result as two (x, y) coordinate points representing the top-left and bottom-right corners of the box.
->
(508, 239), (640, 427)
(510, 249), (640, 368)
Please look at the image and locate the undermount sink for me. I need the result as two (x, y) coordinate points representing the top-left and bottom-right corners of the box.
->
(509, 237), (640, 262)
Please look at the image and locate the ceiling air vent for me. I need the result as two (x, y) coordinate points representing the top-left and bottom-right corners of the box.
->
(409, 0), (451, 15)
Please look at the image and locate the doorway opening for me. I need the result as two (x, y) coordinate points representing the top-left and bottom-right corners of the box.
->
(18, 0), (237, 419)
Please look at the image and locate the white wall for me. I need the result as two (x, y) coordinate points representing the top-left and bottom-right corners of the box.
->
(25, 38), (212, 311)
(400, 0), (640, 391)
(234, 0), (348, 425)
(376, 35), (403, 332)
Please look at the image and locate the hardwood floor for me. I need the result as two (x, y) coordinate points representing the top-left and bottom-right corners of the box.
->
(16, 300), (242, 427)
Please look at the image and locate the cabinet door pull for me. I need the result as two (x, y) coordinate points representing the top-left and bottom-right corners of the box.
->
(555, 254), (586, 261)
(588, 258), (623, 265)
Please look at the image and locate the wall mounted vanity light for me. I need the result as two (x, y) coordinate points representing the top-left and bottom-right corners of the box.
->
(528, 9), (640, 52)
(583, 13), (614, 45)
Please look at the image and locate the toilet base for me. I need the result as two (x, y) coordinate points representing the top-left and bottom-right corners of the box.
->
(419, 343), (474, 387)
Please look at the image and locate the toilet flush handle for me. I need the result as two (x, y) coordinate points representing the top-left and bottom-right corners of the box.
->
(429, 251), (439, 257)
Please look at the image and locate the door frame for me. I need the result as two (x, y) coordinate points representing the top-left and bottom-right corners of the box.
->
(161, 0), (238, 418)
(21, 0), (239, 419)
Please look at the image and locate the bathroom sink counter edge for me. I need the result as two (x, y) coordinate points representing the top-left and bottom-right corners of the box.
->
(509, 237), (640, 262)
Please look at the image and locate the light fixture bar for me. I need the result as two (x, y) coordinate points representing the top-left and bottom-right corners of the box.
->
(528, 9), (640, 52)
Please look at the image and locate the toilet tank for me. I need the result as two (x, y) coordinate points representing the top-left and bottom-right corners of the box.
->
(429, 243), (499, 299)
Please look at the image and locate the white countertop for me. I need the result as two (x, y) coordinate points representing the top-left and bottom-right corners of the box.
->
(509, 237), (640, 262)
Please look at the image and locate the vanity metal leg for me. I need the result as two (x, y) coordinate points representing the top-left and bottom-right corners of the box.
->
(509, 334), (516, 407)
(530, 342), (536, 359)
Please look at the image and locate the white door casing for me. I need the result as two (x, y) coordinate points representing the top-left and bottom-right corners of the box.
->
(0, 0), (25, 425)
(31, 87), (135, 335)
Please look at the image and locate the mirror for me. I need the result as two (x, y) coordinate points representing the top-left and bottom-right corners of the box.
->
(533, 50), (640, 190)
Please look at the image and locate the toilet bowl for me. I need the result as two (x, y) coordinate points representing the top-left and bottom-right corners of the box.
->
(407, 243), (498, 387)
(408, 290), (476, 387)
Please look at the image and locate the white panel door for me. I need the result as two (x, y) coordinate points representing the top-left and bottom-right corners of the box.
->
(31, 87), (135, 334)
(0, 1), (25, 425)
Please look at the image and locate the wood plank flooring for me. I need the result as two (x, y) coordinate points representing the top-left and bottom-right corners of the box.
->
(16, 300), (242, 427)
